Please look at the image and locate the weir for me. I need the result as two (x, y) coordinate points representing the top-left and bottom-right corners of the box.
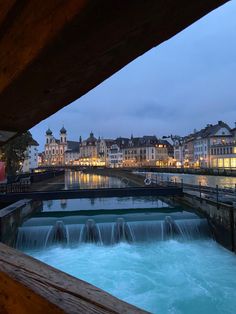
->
(16, 212), (211, 250)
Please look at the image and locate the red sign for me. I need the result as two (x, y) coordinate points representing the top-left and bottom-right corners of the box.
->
(0, 162), (5, 182)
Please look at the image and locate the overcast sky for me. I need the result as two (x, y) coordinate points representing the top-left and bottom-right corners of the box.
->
(31, 1), (236, 151)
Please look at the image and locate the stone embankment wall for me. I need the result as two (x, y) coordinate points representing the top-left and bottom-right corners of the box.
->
(136, 166), (236, 177)
(175, 193), (235, 252)
(0, 199), (42, 246)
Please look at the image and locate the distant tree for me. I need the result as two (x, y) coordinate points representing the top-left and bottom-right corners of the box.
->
(0, 131), (33, 176)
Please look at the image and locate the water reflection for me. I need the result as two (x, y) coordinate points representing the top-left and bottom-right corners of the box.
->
(43, 196), (169, 212)
(65, 170), (128, 189)
(145, 172), (236, 188)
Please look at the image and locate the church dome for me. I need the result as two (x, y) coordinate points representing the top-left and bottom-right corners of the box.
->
(46, 128), (52, 136)
(60, 126), (67, 134)
(86, 132), (97, 145)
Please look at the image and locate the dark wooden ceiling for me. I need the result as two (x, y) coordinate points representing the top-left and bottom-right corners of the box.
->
(0, 0), (228, 143)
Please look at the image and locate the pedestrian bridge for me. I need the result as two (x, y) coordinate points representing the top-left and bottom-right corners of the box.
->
(0, 186), (183, 202)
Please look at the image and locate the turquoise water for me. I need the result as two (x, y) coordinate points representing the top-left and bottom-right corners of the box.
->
(27, 240), (236, 314)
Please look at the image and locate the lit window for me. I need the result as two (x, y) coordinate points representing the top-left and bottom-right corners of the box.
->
(218, 158), (223, 168)
(224, 158), (230, 168)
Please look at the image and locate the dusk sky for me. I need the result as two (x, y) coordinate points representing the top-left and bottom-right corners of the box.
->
(31, 1), (236, 150)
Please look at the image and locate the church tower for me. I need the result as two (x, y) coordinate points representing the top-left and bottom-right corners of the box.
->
(46, 128), (53, 144)
(60, 126), (67, 143)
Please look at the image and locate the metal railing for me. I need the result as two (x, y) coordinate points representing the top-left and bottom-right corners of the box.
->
(142, 173), (236, 206)
(0, 182), (30, 194)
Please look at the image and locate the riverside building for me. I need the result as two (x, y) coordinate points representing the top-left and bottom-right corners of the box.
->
(173, 121), (236, 169)
(44, 127), (80, 165)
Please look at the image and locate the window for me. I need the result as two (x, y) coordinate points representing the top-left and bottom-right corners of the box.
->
(231, 158), (236, 168)
(224, 158), (230, 168)
(212, 158), (217, 167)
(218, 158), (223, 168)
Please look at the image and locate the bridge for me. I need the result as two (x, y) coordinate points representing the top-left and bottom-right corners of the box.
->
(0, 186), (183, 202)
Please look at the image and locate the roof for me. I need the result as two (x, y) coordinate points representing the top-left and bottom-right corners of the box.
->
(101, 139), (115, 146)
(66, 140), (80, 153)
(85, 132), (97, 144)
(195, 121), (231, 139)
(28, 139), (39, 146)
(60, 126), (67, 134)
(46, 128), (52, 136)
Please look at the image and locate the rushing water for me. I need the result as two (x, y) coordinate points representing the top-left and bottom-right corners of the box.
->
(27, 240), (236, 314)
(139, 172), (236, 189)
(16, 210), (209, 250)
(15, 169), (236, 314)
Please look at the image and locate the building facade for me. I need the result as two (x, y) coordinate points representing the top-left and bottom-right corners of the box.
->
(44, 127), (80, 165)
(98, 139), (114, 166)
(108, 144), (123, 167)
(22, 139), (39, 172)
(173, 121), (236, 169)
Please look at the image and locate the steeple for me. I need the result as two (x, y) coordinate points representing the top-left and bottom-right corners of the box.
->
(60, 126), (67, 134)
(46, 128), (53, 144)
(60, 126), (67, 143)
(46, 128), (52, 136)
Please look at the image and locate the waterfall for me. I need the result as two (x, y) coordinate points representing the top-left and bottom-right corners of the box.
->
(126, 220), (164, 242)
(16, 215), (211, 250)
(52, 221), (68, 244)
(111, 218), (134, 244)
(174, 218), (210, 240)
(16, 225), (54, 250)
(79, 219), (103, 244)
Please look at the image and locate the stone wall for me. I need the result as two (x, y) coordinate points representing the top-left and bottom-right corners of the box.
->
(0, 199), (42, 246)
(175, 193), (235, 252)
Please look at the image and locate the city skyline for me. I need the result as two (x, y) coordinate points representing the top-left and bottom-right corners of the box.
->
(34, 117), (236, 152)
(31, 1), (236, 151)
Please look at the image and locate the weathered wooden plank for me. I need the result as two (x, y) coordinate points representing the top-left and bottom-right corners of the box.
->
(0, 243), (148, 313)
